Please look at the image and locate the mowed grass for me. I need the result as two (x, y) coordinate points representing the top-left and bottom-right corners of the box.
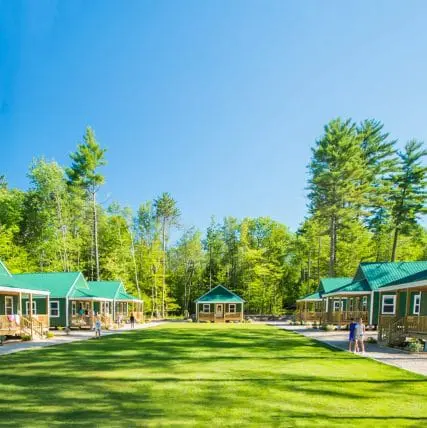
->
(0, 324), (426, 427)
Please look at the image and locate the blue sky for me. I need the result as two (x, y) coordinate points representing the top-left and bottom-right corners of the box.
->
(1, 0), (427, 234)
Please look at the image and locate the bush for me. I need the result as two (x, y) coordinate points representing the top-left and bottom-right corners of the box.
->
(57, 326), (64, 331)
(366, 336), (377, 344)
(21, 335), (32, 341)
(405, 341), (423, 353)
(323, 324), (335, 332)
(46, 331), (55, 339)
(187, 318), (193, 323)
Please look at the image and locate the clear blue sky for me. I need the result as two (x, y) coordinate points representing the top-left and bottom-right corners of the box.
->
(1, 0), (427, 234)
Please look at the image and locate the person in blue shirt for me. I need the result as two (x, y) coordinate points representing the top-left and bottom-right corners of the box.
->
(348, 318), (358, 353)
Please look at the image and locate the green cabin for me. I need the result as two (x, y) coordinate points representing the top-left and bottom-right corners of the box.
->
(16, 272), (89, 328)
(195, 285), (245, 323)
(321, 262), (427, 328)
(296, 278), (352, 324)
(0, 260), (50, 338)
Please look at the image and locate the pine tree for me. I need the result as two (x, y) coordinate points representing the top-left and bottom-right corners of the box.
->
(358, 119), (398, 260)
(153, 192), (180, 317)
(389, 140), (427, 261)
(66, 127), (107, 280)
(308, 118), (368, 276)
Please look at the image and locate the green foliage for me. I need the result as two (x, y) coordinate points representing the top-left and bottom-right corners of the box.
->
(2, 118), (427, 315)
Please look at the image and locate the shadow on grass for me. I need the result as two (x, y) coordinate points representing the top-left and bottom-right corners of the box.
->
(0, 324), (425, 426)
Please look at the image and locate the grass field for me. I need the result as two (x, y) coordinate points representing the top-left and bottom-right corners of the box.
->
(0, 323), (426, 427)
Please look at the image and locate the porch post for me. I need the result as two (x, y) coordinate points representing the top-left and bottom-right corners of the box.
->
(18, 292), (22, 315)
(304, 301), (307, 322)
(29, 293), (33, 338)
(369, 292), (374, 326)
(241, 302), (244, 322)
(339, 297), (342, 327)
(91, 300), (94, 328)
(47, 294), (50, 329)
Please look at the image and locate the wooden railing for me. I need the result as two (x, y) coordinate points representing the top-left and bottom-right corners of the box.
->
(21, 316), (45, 338)
(296, 311), (323, 323)
(378, 315), (427, 344)
(0, 315), (20, 335)
(405, 315), (427, 333)
(198, 312), (243, 322)
(71, 315), (93, 328)
(326, 311), (369, 325)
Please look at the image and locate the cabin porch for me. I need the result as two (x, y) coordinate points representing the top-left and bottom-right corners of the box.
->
(197, 302), (244, 323)
(378, 285), (427, 343)
(0, 290), (49, 339)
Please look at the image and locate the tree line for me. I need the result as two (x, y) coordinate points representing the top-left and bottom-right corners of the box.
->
(1, 120), (427, 315)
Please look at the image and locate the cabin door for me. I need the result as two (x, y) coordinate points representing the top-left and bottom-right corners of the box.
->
(215, 304), (223, 317)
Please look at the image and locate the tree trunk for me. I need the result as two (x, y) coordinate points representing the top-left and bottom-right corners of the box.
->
(93, 191), (100, 281)
(130, 231), (141, 299)
(391, 227), (399, 262)
(161, 218), (166, 318)
(329, 215), (336, 277)
(54, 193), (69, 271)
(317, 235), (321, 283)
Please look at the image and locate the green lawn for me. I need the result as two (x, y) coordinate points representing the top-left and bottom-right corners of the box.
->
(0, 324), (426, 427)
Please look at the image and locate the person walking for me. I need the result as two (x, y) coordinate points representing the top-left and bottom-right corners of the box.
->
(355, 317), (366, 354)
(130, 312), (135, 329)
(94, 316), (102, 339)
(348, 318), (358, 353)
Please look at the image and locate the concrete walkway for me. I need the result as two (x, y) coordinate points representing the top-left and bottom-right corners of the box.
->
(0, 321), (163, 356)
(272, 324), (427, 377)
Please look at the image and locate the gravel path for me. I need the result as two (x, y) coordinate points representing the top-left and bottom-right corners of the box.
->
(0, 321), (163, 356)
(272, 324), (427, 377)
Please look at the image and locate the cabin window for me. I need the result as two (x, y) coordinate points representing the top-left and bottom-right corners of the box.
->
(381, 295), (396, 315)
(202, 304), (210, 313)
(333, 300), (342, 312)
(348, 299), (354, 311)
(361, 296), (368, 312)
(229, 304), (236, 313)
(71, 302), (76, 316)
(50, 301), (60, 318)
(4, 296), (13, 315)
(413, 294), (421, 315)
(25, 301), (37, 316)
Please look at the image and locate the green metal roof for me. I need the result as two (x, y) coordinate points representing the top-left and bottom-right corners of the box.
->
(87, 281), (122, 299)
(116, 290), (139, 301)
(195, 285), (245, 303)
(319, 277), (352, 294)
(14, 272), (87, 298)
(298, 292), (321, 301)
(360, 262), (427, 290)
(74, 281), (141, 301)
(325, 279), (371, 295)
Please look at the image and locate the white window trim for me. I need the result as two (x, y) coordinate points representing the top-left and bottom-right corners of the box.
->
(413, 294), (421, 315)
(25, 301), (37, 316)
(71, 301), (76, 316)
(5, 296), (13, 315)
(229, 304), (236, 313)
(50, 300), (60, 318)
(381, 295), (396, 315)
(202, 304), (210, 313)
(333, 300), (342, 312)
(361, 296), (368, 312)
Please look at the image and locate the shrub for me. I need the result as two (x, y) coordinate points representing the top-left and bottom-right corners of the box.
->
(187, 318), (193, 323)
(366, 336), (377, 344)
(323, 324), (335, 332)
(46, 332), (55, 339)
(405, 341), (423, 353)
(57, 326), (64, 331)
(21, 335), (32, 341)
